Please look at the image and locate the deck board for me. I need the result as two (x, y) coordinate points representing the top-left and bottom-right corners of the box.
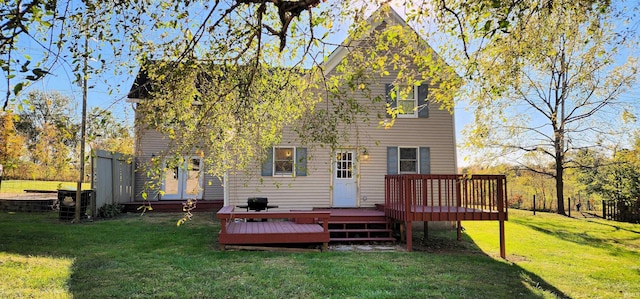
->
(226, 222), (324, 234)
(216, 208), (331, 249)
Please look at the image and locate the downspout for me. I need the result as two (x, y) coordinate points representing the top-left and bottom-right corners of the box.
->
(452, 108), (459, 172)
(223, 170), (229, 207)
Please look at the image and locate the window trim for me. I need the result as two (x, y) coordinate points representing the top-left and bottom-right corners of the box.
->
(273, 146), (296, 177)
(395, 85), (418, 118)
(398, 146), (419, 174)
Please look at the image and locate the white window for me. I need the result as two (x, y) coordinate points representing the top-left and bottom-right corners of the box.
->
(399, 147), (418, 173)
(274, 147), (295, 175)
(394, 85), (418, 118)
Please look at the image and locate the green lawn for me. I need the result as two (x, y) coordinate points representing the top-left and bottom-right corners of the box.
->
(0, 209), (638, 298)
(0, 180), (91, 193)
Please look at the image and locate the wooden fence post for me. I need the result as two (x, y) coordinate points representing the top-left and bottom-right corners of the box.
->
(533, 195), (536, 215)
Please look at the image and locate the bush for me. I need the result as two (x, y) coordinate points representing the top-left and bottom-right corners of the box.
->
(508, 194), (523, 209)
(98, 203), (124, 218)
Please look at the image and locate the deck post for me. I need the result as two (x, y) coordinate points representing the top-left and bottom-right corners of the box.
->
(423, 221), (428, 240)
(497, 178), (506, 259)
(499, 219), (505, 258)
(406, 221), (413, 252)
(456, 220), (462, 241)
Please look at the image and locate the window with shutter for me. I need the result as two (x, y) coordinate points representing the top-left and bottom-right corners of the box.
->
(385, 83), (429, 119)
(261, 146), (307, 177)
(387, 146), (431, 174)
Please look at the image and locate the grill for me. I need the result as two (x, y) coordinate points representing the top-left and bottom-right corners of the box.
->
(235, 197), (277, 212)
(247, 197), (269, 211)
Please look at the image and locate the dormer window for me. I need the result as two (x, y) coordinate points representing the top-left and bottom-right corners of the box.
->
(385, 83), (429, 119)
(394, 85), (418, 118)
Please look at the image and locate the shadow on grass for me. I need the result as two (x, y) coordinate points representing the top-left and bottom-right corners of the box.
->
(412, 230), (571, 299)
(510, 216), (640, 257)
(582, 218), (640, 235)
(0, 211), (569, 299)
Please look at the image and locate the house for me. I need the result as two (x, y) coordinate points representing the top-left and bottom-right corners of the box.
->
(127, 5), (507, 254)
(128, 5), (456, 209)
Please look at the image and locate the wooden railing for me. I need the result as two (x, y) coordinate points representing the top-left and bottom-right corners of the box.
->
(385, 174), (508, 222)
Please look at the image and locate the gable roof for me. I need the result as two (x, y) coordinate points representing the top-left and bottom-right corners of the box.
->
(322, 5), (418, 74)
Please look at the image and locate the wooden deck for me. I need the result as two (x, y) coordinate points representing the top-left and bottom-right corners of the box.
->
(385, 174), (508, 257)
(216, 206), (330, 251)
(213, 174), (508, 256)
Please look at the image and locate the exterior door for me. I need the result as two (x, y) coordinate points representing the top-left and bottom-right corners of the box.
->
(333, 150), (357, 207)
(162, 157), (203, 200)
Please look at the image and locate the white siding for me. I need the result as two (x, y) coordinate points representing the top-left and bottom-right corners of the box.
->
(134, 13), (456, 208)
(227, 143), (333, 210)
(227, 99), (456, 209)
(227, 18), (457, 210)
(133, 113), (224, 202)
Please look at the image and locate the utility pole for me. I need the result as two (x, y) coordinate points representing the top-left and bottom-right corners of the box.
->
(75, 32), (89, 223)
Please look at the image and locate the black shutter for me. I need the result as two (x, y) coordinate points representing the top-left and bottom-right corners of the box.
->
(385, 83), (396, 118)
(261, 147), (274, 176)
(419, 147), (431, 174)
(295, 147), (307, 176)
(387, 146), (398, 174)
(417, 83), (429, 118)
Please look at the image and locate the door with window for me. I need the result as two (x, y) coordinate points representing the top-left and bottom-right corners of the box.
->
(333, 150), (357, 207)
(162, 157), (203, 200)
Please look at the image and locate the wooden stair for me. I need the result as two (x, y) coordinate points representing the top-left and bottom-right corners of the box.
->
(316, 208), (396, 243)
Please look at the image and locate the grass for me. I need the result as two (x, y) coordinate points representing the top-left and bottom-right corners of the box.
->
(0, 180), (91, 193)
(461, 209), (640, 298)
(0, 210), (638, 298)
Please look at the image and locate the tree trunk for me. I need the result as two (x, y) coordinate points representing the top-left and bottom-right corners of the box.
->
(556, 154), (566, 215)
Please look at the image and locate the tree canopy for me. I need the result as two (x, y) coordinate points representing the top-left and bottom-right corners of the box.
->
(460, 1), (638, 214)
(2, 0), (638, 209)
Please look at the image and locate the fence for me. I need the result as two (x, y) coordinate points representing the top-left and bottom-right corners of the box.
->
(92, 150), (134, 215)
(602, 200), (640, 223)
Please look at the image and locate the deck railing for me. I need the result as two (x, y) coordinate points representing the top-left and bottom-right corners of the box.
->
(385, 174), (508, 222)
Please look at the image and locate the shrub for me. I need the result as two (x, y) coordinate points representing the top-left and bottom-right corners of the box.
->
(98, 203), (124, 218)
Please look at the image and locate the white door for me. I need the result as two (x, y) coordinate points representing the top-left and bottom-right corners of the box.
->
(333, 150), (357, 207)
(162, 157), (203, 200)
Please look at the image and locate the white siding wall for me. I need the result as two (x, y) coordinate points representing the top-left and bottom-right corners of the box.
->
(227, 103), (456, 210)
(227, 21), (457, 210)
(133, 113), (224, 201)
(227, 136), (333, 210)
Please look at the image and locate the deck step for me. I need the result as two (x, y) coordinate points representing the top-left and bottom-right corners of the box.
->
(330, 237), (396, 242)
(329, 229), (391, 233)
(321, 209), (396, 244)
(322, 220), (389, 224)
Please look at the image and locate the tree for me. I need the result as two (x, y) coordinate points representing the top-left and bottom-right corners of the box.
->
(574, 136), (640, 203)
(87, 107), (133, 154)
(0, 109), (26, 177)
(14, 91), (78, 180)
(4, 1), (628, 108)
(462, 2), (638, 215)
(2, 0), (636, 196)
